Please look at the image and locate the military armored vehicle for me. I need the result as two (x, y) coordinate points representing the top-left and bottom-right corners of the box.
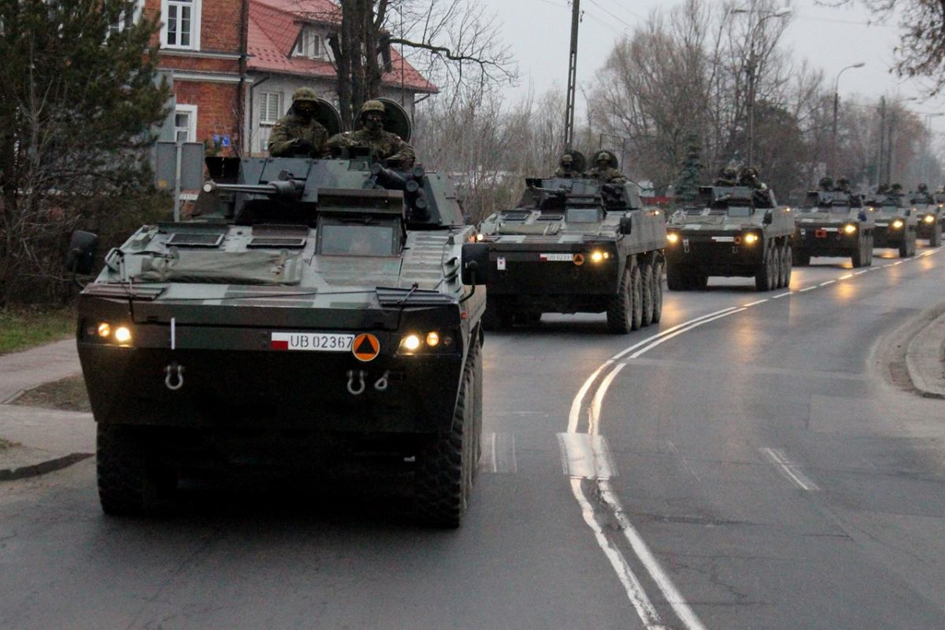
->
(477, 172), (667, 334)
(67, 108), (488, 528)
(665, 185), (795, 291)
(912, 191), (943, 247)
(793, 189), (874, 267)
(865, 193), (918, 257)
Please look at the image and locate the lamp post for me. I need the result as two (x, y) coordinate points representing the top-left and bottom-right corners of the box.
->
(830, 62), (865, 177)
(732, 6), (791, 167)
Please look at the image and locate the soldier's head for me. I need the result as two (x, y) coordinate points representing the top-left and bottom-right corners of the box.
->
(561, 154), (574, 167)
(359, 100), (387, 133)
(836, 177), (850, 191)
(891, 182), (903, 193)
(740, 166), (758, 180)
(720, 166), (737, 180)
(291, 88), (320, 118)
(919, 183), (929, 192)
(595, 151), (613, 167)
(819, 176), (833, 190)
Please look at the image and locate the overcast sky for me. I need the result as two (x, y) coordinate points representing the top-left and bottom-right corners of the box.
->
(474, 0), (945, 133)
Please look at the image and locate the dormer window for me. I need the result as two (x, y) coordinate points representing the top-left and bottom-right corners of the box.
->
(294, 26), (322, 59)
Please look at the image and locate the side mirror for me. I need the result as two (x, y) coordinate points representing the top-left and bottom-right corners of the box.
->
(66, 231), (99, 275)
(461, 242), (490, 286)
(619, 216), (633, 235)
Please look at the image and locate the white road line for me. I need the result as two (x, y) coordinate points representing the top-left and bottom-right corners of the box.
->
(590, 364), (627, 434)
(761, 448), (820, 492)
(743, 299), (769, 307)
(772, 291), (793, 299)
(838, 274), (854, 280)
(557, 434), (617, 479)
(570, 479), (668, 629)
(628, 310), (746, 360)
(799, 286), (817, 293)
(610, 307), (739, 362)
(893, 261), (904, 266)
(820, 280), (836, 287)
(567, 362), (611, 433)
(854, 270), (868, 275)
(600, 481), (709, 630)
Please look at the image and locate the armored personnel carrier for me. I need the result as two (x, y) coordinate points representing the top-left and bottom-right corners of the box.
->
(793, 189), (874, 267)
(912, 191), (943, 247)
(477, 172), (667, 334)
(665, 185), (795, 291)
(67, 106), (488, 528)
(865, 193), (918, 257)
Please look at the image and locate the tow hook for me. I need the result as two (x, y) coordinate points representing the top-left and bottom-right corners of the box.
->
(374, 370), (390, 392)
(347, 370), (367, 396)
(164, 362), (185, 391)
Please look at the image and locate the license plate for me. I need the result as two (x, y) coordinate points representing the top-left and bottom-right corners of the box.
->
(539, 253), (575, 262)
(876, 222), (889, 227)
(711, 236), (735, 243)
(270, 332), (354, 351)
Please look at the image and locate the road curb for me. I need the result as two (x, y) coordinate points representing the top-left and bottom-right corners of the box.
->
(905, 308), (945, 400)
(0, 452), (93, 482)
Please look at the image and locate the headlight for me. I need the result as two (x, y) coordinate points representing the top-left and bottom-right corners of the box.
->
(844, 224), (857, 234)
(892, 219), (904, 229)
(425, 332), (440, 347)
(476, 233), (485, 241)
(401, 334), (421, 352)
(667, 232), (680, 245)
(743, 233), (759, 245)
(925, 215), (936, 224)
(398, 330), (454, 355)
(114, 327), (132, 344)
(96, 322), (112, 338)
(591, 251), (604, 263)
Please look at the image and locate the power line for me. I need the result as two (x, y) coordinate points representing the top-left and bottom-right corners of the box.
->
(585, 0), (637, 31)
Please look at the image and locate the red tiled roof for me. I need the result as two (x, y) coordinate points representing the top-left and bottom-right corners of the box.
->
(248, 0), (438, 94)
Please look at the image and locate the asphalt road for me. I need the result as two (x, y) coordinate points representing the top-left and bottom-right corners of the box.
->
(2, 247), (945, 629)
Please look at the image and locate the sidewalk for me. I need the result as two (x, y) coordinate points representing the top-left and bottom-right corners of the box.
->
(0, 338), (93, 481)
(906, 308), (945, 399)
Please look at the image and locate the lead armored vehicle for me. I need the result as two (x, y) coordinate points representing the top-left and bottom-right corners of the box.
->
(477, 171), (667, 334)
(68, 107), (488, 528)
(665, 185), (795, 291)
(912, 190), (943, 247)
(865, 193), (918, 257)
(793, 189), (874, 267)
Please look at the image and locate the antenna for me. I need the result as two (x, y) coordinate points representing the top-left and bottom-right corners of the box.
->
(564, 0), (581, 151)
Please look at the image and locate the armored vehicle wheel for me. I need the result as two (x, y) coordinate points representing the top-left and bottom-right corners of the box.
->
(640, 262), (654, 327)
(415, 340), (481, 528)
(866, 235), (874, 264)
(666, 264), (685, 291)
(771, 244), (783, 289)
(651, 260), (663, 323)
(630, 264), (644, 330)
(607, 265), (635, 333)
(755, 245), (775, 292)
(780, 244), (792, 288)
(931, 223), (942, 247)
(97, 425), (173, 516)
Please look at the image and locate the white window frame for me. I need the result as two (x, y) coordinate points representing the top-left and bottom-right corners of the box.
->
(293, 26), (322, 59)
(174, 104), (198, 143)
(161, 0), (201, 51)
(259, 92), (283, 127)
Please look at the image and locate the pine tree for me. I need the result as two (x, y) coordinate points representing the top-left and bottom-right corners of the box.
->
(0, 0), (170, 303)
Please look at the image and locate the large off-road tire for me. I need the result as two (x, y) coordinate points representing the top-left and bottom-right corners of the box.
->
(771, 244), (782, 289)
(415, 340), (480, 528)
(97, 425), (171, 516)
(755, 244), (775, 292)
(666, 263), (685, 291)
(650, 259), (664, 323)
(640, 261), (654, 327)
(607, 264), (634, 333)
(930, 222), (942, 247)
(866, 234), (874, 265)
(629, 264), (644, 330)
(780, 243), (792, 288)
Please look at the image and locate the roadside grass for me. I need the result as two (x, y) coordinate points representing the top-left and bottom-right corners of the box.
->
(14, 375), (90, 413)
(0, 307), (75, 356)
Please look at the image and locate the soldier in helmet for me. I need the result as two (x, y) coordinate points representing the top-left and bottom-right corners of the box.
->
(327, 100), (416, 166)
(268, 88), (330, 158)
(738, 166), (767, 190)
(715, 166), (738, 186)
(835, 177), (852, 193)
(589, 151), (626, 183)
(891, 182), (904, 195)
(554, 153), (581, 178)
(819, 177), (834, 191)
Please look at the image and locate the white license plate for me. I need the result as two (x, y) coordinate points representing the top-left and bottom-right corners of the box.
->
(539, 253), (574, 262)
(711, 236), (735, 243)
(270, 332), (354, 352)
(876, 223), (889, 227)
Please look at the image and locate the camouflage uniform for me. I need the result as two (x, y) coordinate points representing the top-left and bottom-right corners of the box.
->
(834, 178), (852, 193)
(555, 155), (580, 178)
(268, 88), (330, 158)
(327, 100), (416, 165)
(589, 151), (626, 183)
(715, 166), (738, 186)
(738, 167), (767, 190)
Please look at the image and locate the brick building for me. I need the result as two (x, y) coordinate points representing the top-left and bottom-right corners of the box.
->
(128, 0), (435, 156)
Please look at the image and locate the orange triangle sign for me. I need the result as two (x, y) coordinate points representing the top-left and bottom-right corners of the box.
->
(352, 333), (380, 362)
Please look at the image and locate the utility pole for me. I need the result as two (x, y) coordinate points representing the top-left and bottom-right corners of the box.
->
(831, 63), (865, 177)
(563, 0), (581, 151)
(877, 96), (886, 187)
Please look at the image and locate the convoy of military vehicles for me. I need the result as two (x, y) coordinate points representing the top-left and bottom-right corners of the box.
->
(66, 89), (942, 527)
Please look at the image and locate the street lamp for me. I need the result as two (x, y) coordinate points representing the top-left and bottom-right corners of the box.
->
(831, 62), (865, 177)
(732, 7), (792, 166)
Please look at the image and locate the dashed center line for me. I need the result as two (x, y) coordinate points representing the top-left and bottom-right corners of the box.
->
(773, 291), (793, 299)
(743, 299), (769, 307)
(799, 286), (818, 292)
(820, 280), (836, 287)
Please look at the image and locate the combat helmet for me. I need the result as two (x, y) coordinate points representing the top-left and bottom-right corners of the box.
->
(819, 177), (834, 191)
(292, 87), (319, 104)
(561, 154), (574, 165)
(359, 100), (387, 118)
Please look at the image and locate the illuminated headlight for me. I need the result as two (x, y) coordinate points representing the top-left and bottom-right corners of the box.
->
(743, 233), (759, 245)
(398, 331), (453, 355)
(591, 251), (604, 263)
(925, 215), (936, 224)
(844, 224), (857, 234)
(114, 327), (132, 344)
(476, 233), (485, 242)
(892, 219), (904, 229)
(426, 332), (440, 347)
(401, 334), (421, 352)
(96, 322), (112, 338)
(667, 232), (680, 245)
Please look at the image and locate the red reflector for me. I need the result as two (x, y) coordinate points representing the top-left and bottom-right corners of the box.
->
(271, 340), (289, 350)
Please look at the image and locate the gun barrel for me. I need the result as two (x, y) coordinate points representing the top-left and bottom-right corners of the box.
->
(211, 181), (304, 199)
(371, 163), (409, 191)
